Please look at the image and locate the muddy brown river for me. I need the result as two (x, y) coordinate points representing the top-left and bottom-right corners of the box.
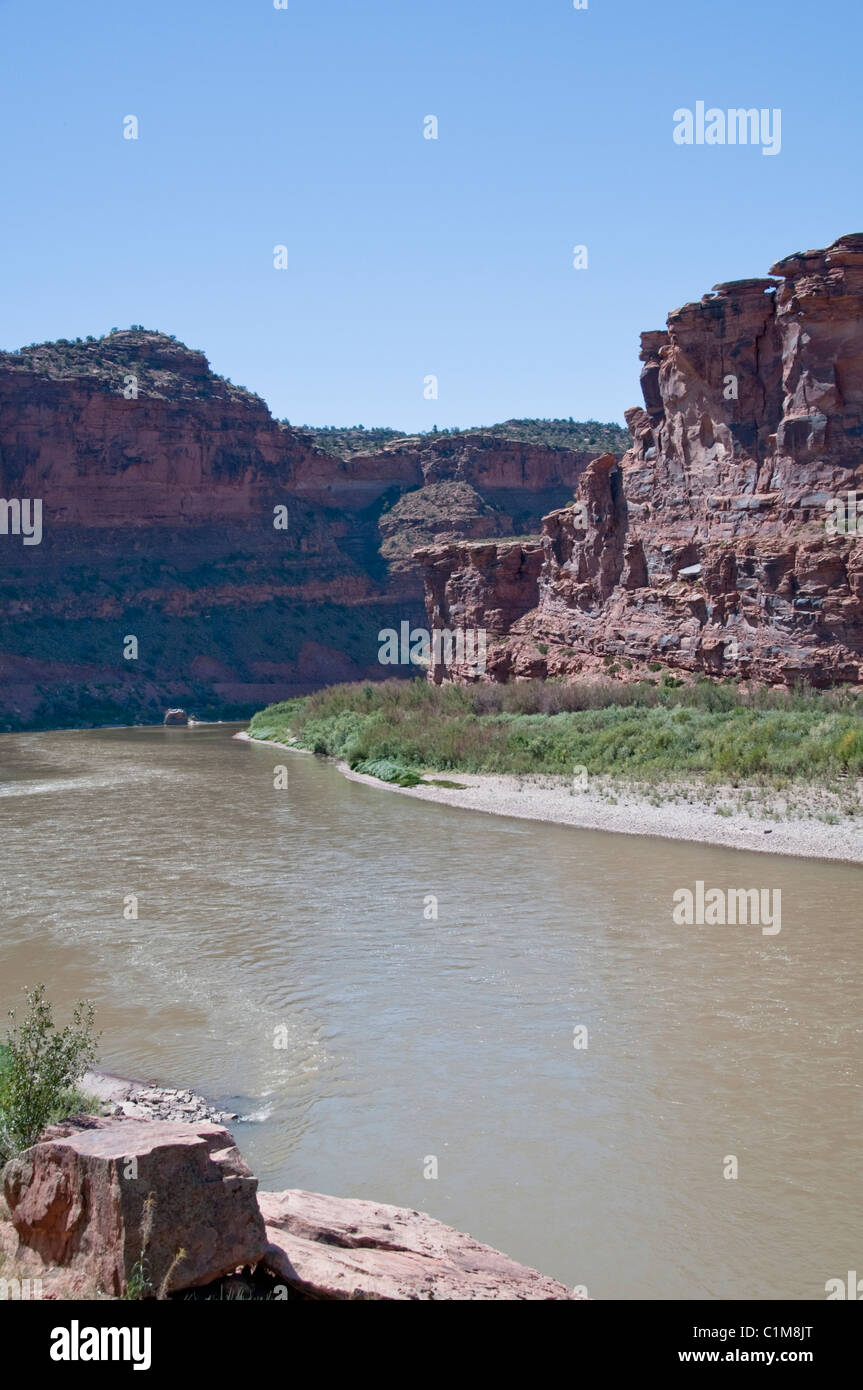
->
(0, 723), (860, 1298)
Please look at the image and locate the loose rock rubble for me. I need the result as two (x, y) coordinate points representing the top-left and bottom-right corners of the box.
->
(83, 1070), (239, 1127)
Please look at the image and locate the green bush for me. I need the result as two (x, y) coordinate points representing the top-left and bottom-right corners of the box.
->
(246, 677), (863, 788)
(353, 757), (422, 787)
(0, 985), (100, 1163)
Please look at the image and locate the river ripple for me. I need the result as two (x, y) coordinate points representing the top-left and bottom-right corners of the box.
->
(0, 723), (860, 1299)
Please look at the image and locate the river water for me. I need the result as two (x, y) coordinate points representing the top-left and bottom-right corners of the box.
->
(0, 723), (860, 1299)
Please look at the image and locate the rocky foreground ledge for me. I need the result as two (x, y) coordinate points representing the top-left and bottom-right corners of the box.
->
(0, 1116), (578, 1301)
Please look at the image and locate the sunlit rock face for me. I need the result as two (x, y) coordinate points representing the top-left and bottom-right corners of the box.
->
(419, 235), (863, 688)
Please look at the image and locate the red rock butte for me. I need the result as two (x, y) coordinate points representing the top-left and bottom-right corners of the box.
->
(418, 234), (863, 688)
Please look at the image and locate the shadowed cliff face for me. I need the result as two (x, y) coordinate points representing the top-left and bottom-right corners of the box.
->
(420, 235), (863, 689)
(0, 331), (595, 728)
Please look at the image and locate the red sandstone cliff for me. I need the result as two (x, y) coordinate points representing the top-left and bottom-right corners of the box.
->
(0, 332), (594, 727)
(419, 235), (863, 688)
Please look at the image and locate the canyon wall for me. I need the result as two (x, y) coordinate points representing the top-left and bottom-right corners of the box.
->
(421, 234), (863, 687)
(0, 332), (594, 728)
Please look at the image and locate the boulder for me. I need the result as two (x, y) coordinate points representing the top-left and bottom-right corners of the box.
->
(162, 708), (189, 725)
(1, 1115), (577, 1300)
(259, 1189), (580, 1300)
(2, 1116), (267, 1296)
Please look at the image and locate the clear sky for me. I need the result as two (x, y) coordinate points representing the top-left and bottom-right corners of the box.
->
(1, 0), (860, 431)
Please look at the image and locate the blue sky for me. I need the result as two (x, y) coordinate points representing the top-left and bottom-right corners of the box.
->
(1, 0), (860, 430)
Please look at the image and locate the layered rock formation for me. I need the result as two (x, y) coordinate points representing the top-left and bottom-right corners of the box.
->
(417, 538), (546, 682)
(0, 332), (601, 728)
(420, 235), (863, 687)
(1, 1115), (578, 1300)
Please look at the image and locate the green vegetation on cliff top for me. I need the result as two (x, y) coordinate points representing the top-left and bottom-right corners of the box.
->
(299, 418), (631, 459)
(248, 678), (863, 789)
(4, 334), (630, 456)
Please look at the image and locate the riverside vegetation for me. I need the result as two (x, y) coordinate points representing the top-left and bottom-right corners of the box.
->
(248, 677), (863, 801)
(0, 985), (99, 1164)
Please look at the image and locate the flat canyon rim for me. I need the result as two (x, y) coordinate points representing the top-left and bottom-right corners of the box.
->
(0, 722), (860, 1298)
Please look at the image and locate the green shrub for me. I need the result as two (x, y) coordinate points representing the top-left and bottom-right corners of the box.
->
(246, 677), (863, 788)
(0, 985), (100, 1163)
(353, 757), (422, 787)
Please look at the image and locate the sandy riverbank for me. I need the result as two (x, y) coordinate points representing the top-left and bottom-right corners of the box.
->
(235, 731), (863, 863)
